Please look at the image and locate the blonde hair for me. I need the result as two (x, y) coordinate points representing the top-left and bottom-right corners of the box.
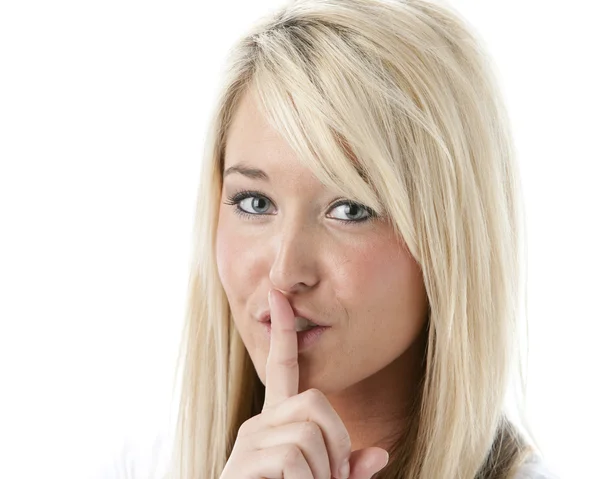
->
(167, 0), (537, 477)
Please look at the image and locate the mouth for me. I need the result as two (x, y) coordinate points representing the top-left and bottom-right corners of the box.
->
(258, 309), (330, 331)
(264, 315), (323, 333)
(261, 320), (330, 351)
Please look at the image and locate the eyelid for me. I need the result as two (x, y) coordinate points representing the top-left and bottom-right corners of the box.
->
(224, 189), (376, 223)
(224, 189), (275, 212)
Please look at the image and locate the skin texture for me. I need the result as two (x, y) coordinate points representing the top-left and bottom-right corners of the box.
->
(215, 89), (429, 453)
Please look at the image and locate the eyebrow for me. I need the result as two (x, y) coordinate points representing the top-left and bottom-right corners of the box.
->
(223, 163), (270, 182)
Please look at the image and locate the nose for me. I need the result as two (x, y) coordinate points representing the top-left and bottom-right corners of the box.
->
(268, 222), (319, 293)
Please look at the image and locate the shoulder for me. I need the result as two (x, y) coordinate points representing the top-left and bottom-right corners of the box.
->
(94, 428), (172, 479)
(512, 453), (560, 479)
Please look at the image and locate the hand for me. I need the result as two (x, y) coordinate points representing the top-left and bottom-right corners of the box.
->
(219, 289), (389, 479)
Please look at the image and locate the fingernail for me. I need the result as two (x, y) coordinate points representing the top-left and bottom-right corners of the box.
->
(338, 458), (350, 479)
(383, 450), (390, 467)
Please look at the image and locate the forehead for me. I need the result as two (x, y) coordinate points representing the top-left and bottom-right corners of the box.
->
(223, 91), (319, 185)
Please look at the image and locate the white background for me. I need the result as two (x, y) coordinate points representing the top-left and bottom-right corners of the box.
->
(0, 1), (598, 478)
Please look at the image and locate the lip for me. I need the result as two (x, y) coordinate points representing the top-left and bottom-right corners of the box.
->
(257, 308), (329, 327)
(262, 322), (329, 351)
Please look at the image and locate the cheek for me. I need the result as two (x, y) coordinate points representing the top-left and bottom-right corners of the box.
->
(334, 237), (427, 333)
(215, 224), (235, 290)
(215, 220), (258, 338)
(332, 238), (407, 299)
(215, 217), (253, 302)
(215, 215), (266, 328)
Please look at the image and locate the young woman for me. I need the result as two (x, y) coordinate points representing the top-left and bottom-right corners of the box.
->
(111, 0), (559, 478)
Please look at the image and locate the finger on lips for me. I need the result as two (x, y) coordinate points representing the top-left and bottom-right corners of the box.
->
(262, 289), (352, 479)
(262, 288), (299, 412)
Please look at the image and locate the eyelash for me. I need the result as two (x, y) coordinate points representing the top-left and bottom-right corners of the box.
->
(223, 189), (377, 224)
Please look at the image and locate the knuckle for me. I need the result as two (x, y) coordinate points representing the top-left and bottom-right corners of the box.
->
(237, 416), (257, 438)
(236, 421), (249, 438)
(283, 444), (303, 468)
(279, 356), (299, 369)
(300, 420), (321, 441)
(305, 388), (326, 407)
(336, 429), (352, 452)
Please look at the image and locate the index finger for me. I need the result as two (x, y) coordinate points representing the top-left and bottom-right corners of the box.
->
(262, 288), (299, 412)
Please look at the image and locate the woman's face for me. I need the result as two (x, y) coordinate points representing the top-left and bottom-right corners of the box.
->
(216, 91), (429, 394)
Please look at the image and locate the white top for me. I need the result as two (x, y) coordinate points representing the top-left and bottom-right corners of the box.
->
(94, 430), (559, 479)
(513, 454), (560, 479)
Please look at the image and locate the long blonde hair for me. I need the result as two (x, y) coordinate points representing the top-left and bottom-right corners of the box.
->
(166, 0), (537, 477)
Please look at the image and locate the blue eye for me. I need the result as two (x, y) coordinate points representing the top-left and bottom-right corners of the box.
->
(223, 190), (377, 224)
(328, 201), (373, 222)
(223, 190), (274, 220)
